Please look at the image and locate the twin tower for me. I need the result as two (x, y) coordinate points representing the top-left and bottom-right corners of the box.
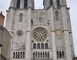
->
(10, 0), (66, 9)
(5, 0), (75, 60)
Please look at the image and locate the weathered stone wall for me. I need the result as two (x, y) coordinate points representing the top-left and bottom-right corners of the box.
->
(0, 27), (11, 60)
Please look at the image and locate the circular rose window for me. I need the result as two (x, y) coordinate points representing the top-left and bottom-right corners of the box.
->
(33, 27), (48, 41)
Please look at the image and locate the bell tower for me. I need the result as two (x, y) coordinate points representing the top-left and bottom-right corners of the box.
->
(5, 0), (75, 60)
(10, 0), (34, 9)
(43, 0), (75, 60)
(6, 0), (34, 60)
(43, 0), (67, 9)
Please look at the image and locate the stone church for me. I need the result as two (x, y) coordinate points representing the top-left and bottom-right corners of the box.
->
(0, 0), (77, 60)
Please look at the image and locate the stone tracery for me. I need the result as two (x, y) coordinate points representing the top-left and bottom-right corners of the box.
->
(33, 27), (48, 41)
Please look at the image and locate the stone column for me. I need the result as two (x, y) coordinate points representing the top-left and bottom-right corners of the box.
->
(20, 0), (24, 9)
(6, 8), (15, 60)
(10, 0), (15, 8)
(63, 31), (72, 60)
(25, 8), (32, 60)
(28, 0), (33, 8)
(44, 0), (50, 9)
(53, 0), (57, 8)
(61, 7), (72, 60)
(48, 7), (57, 60)
(6, 8), (15, 35)
(67, 8), (75, 58)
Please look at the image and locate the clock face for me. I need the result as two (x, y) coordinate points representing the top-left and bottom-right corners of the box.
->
(55, 29), (62, 36)
(33, 27), (48, 41)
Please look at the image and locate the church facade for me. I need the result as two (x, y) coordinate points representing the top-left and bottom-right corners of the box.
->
(5, 0), (75, 60)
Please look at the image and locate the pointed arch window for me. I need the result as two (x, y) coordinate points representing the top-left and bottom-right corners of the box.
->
(13, 52), (25, 59)
(37, 43), (40, 49)
(39, 17), (42, 23)
(57, 51), (65, 58)
(48, 52), (49, 58)
(16, 0), (20, 8)
(41, 43), (44, 49)
(33, 52), (35, 59)
(23, 52), (25, 59)
(13, 52), (15, 59)
(50, 0), (53, 6)
(57, 0), (60, 7)
(62, 51), (64, 58)
(24, 0), (28, 8)
(45, 43), (48, 49)
(33, 43), (36, 49)
(16, 52), (18, 59)
(19, 13), (23, 22)
(55, 11), (59, 21)
(57, 51), (59, 58)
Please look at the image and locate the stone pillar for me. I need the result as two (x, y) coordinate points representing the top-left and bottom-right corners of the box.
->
(61, 7), (72, 60)
(25, 8), (32, 60)
(67, 8), (75, 58)
(20, 0), (24, 9)
(53, 0), (57, 8)
(70, 32), (75, 58)
(6, 8), (15, 60)
(6, 8), (15, 35)
(44, 0), (50, 9)
(28, 0), (33, 8)
(51, 31), (57, 60)
(48, 7), (57, 60)
(10, 0), (15, 8)
(63, 31), (72, 60)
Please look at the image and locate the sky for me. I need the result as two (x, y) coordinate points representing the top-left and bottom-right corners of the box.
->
(0, 0), (77, 56)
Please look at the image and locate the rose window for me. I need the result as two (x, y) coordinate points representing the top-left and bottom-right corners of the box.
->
(33, 27), (48, 41)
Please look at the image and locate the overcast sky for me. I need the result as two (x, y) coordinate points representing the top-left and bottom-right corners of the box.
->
(0, 0), (77, 56)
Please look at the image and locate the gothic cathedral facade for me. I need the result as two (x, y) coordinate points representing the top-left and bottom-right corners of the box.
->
(5, 0), (75, 60)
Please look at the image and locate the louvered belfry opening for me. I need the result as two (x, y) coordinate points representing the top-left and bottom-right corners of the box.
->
(24, 0), (28, 8)
(16, 0), (20, 8)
